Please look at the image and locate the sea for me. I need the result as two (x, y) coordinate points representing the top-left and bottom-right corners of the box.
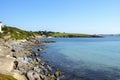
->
(40, 36), (120, 80)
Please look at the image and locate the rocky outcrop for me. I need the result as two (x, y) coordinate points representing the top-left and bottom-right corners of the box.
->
(0, 38), (63, 80)
(0, 39), (15, 74)
(0, 57), (14, 74)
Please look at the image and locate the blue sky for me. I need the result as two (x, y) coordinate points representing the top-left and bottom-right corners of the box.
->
(0, 0), (120, 34)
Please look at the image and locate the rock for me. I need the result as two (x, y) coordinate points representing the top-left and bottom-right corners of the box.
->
(43, 68), (48, 75)
(36, 58), (41, 62)
(0, 57), (14, 74)
(42, 41), (56, 43)
(0, 44), (13, 57)
(0, 39), (63, 80)
(27, 71), (35, 80)
(33, 72), (41, 80)
(45, 74), (55, 80)
(54, 70), (61, 78)
(46, 65), (52, 71)
(41, 61), (45, 66)
(13, 70), (27, 80)
(37, 48), (44, 51)
(14, 61), (19, 69)
(18, 67), (27, 74)
(27, 71), (41, 80)
(34, 52), (39, 56)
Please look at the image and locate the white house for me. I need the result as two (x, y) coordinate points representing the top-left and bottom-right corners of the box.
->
(0, 21), (3, 32)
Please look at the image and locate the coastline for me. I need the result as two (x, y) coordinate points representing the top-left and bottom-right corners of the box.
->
(0, 38), (62, 80)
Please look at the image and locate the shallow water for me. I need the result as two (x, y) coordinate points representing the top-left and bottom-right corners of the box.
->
(40, 36), (120, 80)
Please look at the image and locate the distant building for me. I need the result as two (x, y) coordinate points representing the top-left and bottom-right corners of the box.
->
(0, 21), (3, 32)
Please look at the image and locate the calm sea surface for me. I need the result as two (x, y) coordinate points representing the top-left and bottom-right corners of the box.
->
(40, 36), (120, 80)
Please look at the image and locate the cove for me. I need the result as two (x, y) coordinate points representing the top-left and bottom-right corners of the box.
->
(40, 36), (120, 80)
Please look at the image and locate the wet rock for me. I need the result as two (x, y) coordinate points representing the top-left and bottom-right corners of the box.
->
(36, 58), (41, 62)
(37, 48), (44, 51)
(54, 70), (62, 78)
(39, 74), (46, 80)
(45, 74), (55, 80)
(43, 68), (49, 75)
(46, 65), (52, 71)
(41, 61), (45, 66)
(34, 52), (39, 56)
(42, 41), (56, 43)
(33, 66), (41, 73)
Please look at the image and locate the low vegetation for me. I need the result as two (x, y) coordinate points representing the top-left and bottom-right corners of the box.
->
(1, 25), (37, 40)
(0, 74), (17, 80)
(36, 31), (102, 38)
(51, 33), (91, 37)
(0, 26), (102, 39)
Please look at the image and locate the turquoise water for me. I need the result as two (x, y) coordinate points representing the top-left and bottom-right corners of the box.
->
(41, 37), (120, 80)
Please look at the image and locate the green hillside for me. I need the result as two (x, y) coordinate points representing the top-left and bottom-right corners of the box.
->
(0, 26), (102, 39)
(0, 25), (36, 40)
(51, 33), (92, 37)
(37, 31), (102, 38)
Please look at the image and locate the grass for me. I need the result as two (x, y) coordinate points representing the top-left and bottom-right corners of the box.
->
(51, 33), (92, 37)
(1, 25), (37, 40)
(0, 74), (17, 80)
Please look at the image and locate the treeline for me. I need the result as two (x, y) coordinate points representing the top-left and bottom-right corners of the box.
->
(35, 31), (102, 38)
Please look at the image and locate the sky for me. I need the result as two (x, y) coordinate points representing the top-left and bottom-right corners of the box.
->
(0, 0), (120, 34)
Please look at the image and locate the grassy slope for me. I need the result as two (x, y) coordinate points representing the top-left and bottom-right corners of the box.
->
(1, 25), (36, 39)
(0, 26), (101, 39)
(0, 74), (17, 80)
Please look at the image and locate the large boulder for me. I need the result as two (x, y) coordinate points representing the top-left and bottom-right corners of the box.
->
(0, 57), (14, 74)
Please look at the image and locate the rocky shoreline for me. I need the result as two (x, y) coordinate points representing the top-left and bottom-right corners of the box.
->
(0, 38), (62, 80)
